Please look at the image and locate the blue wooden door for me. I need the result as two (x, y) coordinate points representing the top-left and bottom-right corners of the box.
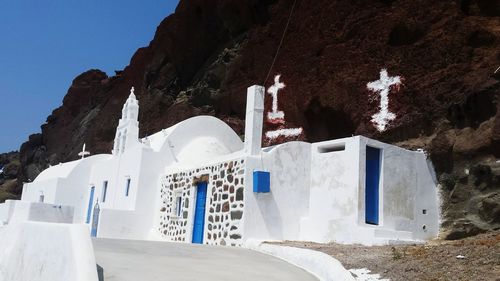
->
(86, 186), (95, 224)
(192, 182), (208, 244)
(365, 146), (381, 225)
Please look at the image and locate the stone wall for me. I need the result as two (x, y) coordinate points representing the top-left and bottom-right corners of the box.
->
(158, 158), (245, 246)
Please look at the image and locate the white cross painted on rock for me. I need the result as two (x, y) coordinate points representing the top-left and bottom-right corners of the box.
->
(366, 69), (402, 132)
(267, 75), (285, 121)
(264, 74), (303, 140)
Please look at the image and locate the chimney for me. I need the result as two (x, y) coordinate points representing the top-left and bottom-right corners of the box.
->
(244, 85), (265, 155)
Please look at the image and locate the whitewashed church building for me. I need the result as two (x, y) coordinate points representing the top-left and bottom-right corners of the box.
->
(5, 78), (439, 246)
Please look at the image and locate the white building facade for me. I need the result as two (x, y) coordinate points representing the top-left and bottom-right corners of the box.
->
(11, 85), (439, 246)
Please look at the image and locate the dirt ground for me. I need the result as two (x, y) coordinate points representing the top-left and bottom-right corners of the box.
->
(271, 231), (500, 281)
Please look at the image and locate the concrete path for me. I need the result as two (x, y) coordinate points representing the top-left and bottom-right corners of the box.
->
(93, 238), (318, 281)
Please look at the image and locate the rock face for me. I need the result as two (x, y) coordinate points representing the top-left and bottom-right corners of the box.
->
(0, 151), (20, 201)
(10, 0), (500, 238)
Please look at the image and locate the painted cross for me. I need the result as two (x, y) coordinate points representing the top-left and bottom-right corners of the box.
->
(267, 75), (285, 123)
(366, 69), (402, 132)
(78, 143), (90, 159)
(264, 74), (303, 141)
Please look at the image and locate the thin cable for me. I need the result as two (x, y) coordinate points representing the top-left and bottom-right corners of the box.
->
(262, 0), (298, 87)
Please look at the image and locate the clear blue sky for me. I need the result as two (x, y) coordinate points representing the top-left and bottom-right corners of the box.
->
(0, 0), (179, 153)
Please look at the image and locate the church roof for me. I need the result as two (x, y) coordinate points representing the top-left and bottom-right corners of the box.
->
(141, 116), (244, 166)
(34, 154), (112, 182)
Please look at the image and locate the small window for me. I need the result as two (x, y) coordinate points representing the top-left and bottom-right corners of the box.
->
(86, 186), (95, 224)
(102, 181), (108, 202)
(39, 193), (44, 203)
(317, 143), (345, 153)
(125, 178), (131, 197)
(175, 196), (182, 217)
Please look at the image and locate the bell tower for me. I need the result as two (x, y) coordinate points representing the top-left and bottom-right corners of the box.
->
(112, 87), (140, 155)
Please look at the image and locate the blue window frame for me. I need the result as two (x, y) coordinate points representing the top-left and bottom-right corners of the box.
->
(125, 178), (131, 197)
(102, 181), (108, 203)
(86, 186), (95, 224)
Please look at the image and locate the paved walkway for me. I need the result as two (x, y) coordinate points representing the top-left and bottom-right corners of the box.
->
(93, 238), (318, 281)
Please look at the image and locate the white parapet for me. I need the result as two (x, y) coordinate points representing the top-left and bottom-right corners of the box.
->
(0, 221), (98, 281)
(244, 85), (265, 156)
(0, 200), (74, 225)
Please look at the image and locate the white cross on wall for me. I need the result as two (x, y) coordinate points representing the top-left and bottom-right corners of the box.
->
(267, 75), (285, 121)
(366, 69), (402, 132)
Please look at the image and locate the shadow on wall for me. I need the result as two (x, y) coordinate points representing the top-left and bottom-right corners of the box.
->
(255, 192), (283, 239)
(304, 97), (356, 142)
(97, 264), (104, 281)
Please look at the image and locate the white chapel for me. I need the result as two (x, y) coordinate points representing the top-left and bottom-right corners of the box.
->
(2, 83), (439, 246)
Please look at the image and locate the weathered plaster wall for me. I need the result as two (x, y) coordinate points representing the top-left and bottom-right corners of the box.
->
(243, 142), (311, 241)
(0, 221), (98, 281)
(304, 137), (362, 243)
(157, 158), (245, 246)
(358, 137), (439, 242)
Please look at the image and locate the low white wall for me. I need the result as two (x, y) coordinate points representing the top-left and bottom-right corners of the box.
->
(0, 201), (15, 225)
(0, 221), (98, 281)
(245, 240), (355, 281)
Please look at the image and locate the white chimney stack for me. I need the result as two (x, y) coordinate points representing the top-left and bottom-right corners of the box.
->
(244, 85), (265, 155)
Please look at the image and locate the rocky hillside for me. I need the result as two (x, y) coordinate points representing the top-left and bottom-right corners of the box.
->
(3, 0), (499, 238)
(0, 151), (20, 202)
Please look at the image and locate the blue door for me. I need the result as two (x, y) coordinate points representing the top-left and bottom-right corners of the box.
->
(192, 182), (208, 244)
(86, 186), (95, 224)
(365, 146), (381, 225)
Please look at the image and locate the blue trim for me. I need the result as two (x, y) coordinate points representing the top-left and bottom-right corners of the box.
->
(86, 186), (95, 224)
(192, 182), (208, 244)
(365, 146), (381, 225)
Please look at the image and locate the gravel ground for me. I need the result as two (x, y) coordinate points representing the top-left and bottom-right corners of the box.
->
(271, 231), (500, 281)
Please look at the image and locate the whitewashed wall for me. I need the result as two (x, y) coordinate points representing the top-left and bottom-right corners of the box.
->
(21, 155), (111, 224)
(0, 222), (98, 281)
(243, 136), (439, 245)
(242, 141), (311, 242)
(303, 137), (363, 243)
(358, 137), (439, 241)
(93, 146), (168, 239)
